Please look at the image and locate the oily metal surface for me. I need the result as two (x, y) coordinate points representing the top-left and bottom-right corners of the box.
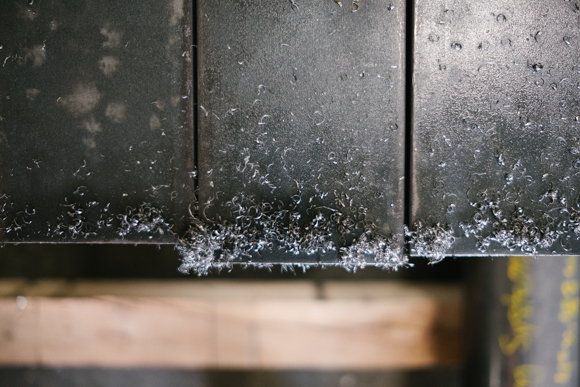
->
(0, 0), (194, 242)
(197, 0), (406, 264)
(412, 0), (580, 256)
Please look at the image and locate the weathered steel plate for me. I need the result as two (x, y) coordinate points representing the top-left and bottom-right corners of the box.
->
(0, 0), (195, 242)
(194, 0), (406, 267)
(411, 0), (580, 256)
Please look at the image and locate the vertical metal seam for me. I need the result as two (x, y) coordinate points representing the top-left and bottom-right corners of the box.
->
(404, 0), (415, 250)
(192, 0), (199, 200)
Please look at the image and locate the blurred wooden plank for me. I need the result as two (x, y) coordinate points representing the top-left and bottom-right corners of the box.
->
(0, 279), (319, 299)
(252, 299), (459, 369)
(0, 279), (27, 297)
(37, 298), (215, 368)
(322, 281), (461, 300)
(0, 280), (463, 369)
(0, 296), (39, 365)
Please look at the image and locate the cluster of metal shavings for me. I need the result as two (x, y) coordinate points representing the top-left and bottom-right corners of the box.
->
(1, 200), (37, 237)
(175, 194), (408, 276)
(405, 222), (456, 263)
(0, 195), (100, 240)
(460, 190), (568, 255)
(5, 187), (580, 271)
(570, 211), (580, 238)
(0, 193), (174, 241)
(8, 186), (580, 273)
(117, 203), (174, 239)
(50, 202), (95, 239)
(339, 231), (408, 272)
(176, 204), (338, 276)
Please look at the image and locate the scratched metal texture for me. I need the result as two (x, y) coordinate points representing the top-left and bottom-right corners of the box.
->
(0, 0), (194, 242)
(196, 0), (406, 264)
(412, 0), (580, 256)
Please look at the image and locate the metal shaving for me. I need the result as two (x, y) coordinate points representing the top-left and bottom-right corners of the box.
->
(405, 222), (455, 263)
(176, 194), (409, 276)
(117, 203), (173, 239)
(340, 231), (409, 272)
(460, 190), (567, 255)
(4, 184), (580, 275)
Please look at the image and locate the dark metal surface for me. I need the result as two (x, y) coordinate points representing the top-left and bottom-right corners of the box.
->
(0, 243), (464, 280)
(4, 0), (580, 262)
(0, 0), (194, 242)
(412, 0), (580, 256)
(196, 0), (406, 265)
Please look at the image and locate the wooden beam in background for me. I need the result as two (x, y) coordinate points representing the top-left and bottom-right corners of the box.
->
(0, 280), (463, 369)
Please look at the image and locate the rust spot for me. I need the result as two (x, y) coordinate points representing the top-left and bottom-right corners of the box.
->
(26, 88), (41, 101)
(100, 25), (123, 49)
(82, 136), (97, 148)
(25, 45), (47, 67)
(82, 117), (102, 134)
(170, 0), (184, 26)
(105, 102), (126, 123)
(99, 56), (120, 77)
(150, 114), (161, 130)
(61, 83), (102, 116)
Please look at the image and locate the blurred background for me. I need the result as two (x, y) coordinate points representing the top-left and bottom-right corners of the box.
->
(0, 244), (468, 387)
(2, 245), (576, 387)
